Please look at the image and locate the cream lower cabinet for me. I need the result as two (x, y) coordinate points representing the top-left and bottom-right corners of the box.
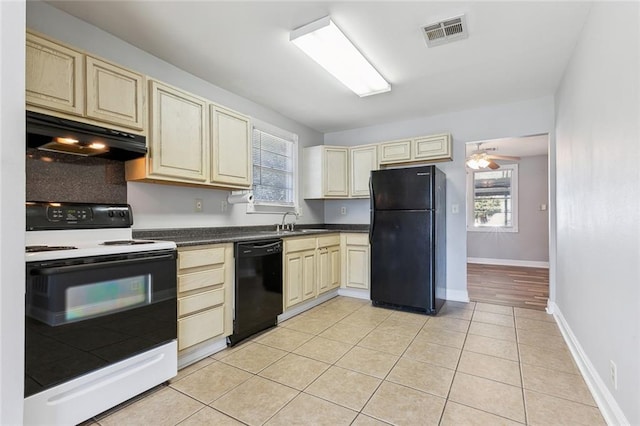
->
(317, 234), (341, 294)
(284, 237), (317, 309)
(342, 233), (371, 290)
(177, 244), (233, 352)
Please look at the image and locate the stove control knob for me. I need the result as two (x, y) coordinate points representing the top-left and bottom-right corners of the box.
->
(119, 211), (126, 217)
(108, 211), (114, 218)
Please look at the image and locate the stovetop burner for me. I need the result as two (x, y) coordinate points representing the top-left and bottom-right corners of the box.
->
(101, 240), (155, 246)
(26, 245), (78, 253)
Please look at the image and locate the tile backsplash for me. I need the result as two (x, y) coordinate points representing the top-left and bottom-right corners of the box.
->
(26, 148), (127, 204)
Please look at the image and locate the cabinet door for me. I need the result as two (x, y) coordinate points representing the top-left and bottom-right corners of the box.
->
(345, 244), (370, 289)
(350, 145), (378, 198)
(413, 134), (452, 161)
(324, 147), (349, 197)
(26, 32), (84, 116)
(210, 105), (252, 187)
(329, 245), (341, 290)
(284, 252), (303, 308)
(379, 139), (411, 164)
(301, 250), (317, 301)
(149, 81), (208, 182)
(317, 248), (330, 294)
(85, 56), (144, 130)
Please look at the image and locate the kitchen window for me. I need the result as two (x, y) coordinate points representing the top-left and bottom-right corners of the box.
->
(467, 164), (519, 232)
(248, 120), (298, 213)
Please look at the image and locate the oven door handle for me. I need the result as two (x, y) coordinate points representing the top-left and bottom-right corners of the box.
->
(30, 253), (176, 276)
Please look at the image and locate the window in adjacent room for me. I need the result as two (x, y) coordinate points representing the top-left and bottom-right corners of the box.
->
(467, 164), (518, 232)
(248, 120), (298, 214)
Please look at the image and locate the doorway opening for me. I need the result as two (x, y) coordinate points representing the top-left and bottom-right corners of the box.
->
(465, 134), (550, 310)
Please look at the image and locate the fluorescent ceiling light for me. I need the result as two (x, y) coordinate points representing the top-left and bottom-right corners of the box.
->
(290, 16), (391, 97)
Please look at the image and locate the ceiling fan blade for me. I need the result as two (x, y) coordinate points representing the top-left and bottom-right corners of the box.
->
(488, 161), (500, 170)
(488, 154), (520, 161)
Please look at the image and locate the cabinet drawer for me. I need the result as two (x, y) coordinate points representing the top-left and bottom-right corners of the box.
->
(345, 233), (369, 245)
(285, 237), (317, 253)
(178, 267), (225, 294)
(178, 306), (224, 350)
(178, 288), (224, 317)
(317, 234), (340, 248)
(178, 246), (225, 270)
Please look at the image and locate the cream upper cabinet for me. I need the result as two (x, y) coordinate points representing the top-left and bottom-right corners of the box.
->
(303, 146), (349, 199)
(379, 134), (452, 165)
(413, 133), (453, 161)
(210, 105), (252, 188)
(379, 139), (412, 164)
(85, 56), (144, 130)
(26, 31), (146, 133)
(350, 145), (378, 198)
(26, 32), (84, 116)
(342, 233), (371, 290)
(148, 80), (208, 182)
(317, 235), (341, 294)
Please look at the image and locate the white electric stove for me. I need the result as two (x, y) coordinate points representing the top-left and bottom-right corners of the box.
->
(24, 201), (178, 426)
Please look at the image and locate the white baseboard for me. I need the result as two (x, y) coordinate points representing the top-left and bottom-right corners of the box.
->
(177, 337), (227, 369)
(467, 257), (549, 268)
(278, 290), (339, 322)
(549, 301), (629, 426)
(338, 287), (370, 300)
(445, 289), (470, 303)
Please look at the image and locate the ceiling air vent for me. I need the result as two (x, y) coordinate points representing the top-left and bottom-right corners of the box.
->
(422, 14), (468, 48)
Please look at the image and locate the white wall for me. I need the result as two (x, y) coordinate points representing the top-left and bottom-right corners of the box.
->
(0, 1), (26, 423)
(467, 155), (549, 263)
(554, 2), (639, 425)
(324, 96), (555, 301)
(26, 1), (325, 229)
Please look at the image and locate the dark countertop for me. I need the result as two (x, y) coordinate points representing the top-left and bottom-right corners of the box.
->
(133, 224), (369, 247)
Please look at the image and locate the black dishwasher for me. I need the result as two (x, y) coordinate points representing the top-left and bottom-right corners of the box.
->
(229, 239), (283, 346)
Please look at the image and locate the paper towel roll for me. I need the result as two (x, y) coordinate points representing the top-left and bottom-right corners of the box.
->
(227, 192), (254, 204)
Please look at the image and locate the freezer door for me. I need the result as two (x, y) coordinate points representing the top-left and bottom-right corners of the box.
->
(371, 167), (434, 210)
(370, 210), (435, 312)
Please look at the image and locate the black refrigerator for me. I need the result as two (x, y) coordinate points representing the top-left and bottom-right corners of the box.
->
(370, 165), (446, 315)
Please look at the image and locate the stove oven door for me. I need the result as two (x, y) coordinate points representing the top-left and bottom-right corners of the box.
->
(24, 249), (177, 398)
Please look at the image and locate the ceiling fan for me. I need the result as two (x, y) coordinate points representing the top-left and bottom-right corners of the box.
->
(465, 143), (520, 170)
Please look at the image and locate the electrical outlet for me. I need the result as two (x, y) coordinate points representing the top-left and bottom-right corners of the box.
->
(194, 198), (203, 212)
(220, 200), (228, 212)
(610, 360), (618, 390)
(340, 206), (347, 215)
(452, 204), (459, 214)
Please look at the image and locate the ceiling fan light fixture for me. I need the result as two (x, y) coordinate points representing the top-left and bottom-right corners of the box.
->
(466, 152), (491, 169)
(290, 16), (391, 97)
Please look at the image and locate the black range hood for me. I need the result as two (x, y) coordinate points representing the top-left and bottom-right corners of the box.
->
(26, 111), (147, 161)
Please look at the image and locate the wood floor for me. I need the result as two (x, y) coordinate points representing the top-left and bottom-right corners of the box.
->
(467, 263), (549, 311)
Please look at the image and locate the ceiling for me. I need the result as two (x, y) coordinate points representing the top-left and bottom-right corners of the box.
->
(48, 1), (592, 134)
(465, 134), (549, 158)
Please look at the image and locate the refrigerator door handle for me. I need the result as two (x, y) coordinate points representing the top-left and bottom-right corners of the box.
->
(369, 176), (375, 244)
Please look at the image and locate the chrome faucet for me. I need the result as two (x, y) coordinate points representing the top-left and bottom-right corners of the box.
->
(279, 211), (298, 231)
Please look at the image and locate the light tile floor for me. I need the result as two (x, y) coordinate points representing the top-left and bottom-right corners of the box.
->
(86, 297), (606, 425)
